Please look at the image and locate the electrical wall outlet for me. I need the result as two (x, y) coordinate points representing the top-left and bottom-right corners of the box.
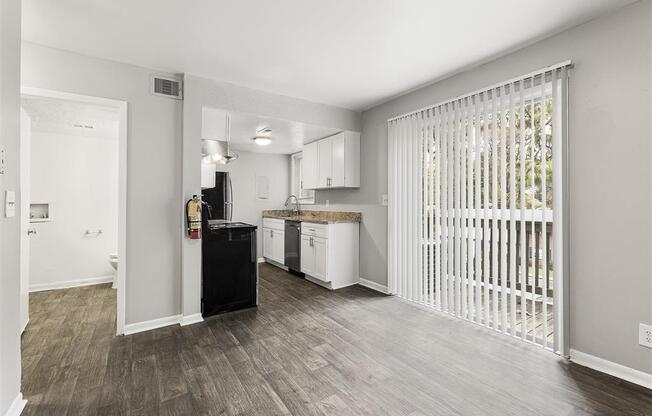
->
(639, 323), (652, 349)
(0, 146), (5, 174)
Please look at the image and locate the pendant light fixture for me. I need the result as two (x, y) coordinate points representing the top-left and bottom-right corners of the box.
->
(200, 111), (238, 164)
(220, 113), (238, 164)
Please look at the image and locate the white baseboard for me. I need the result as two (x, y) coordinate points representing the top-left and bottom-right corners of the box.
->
(5, 393), (27, 416)
(358, 278), (389, 294)
(124, 314), (182, 335)
(570, 349), (652, 389)
(180, 313), (203, 326)
(257, 257), (266, 263)
(29, 275), (114, 292)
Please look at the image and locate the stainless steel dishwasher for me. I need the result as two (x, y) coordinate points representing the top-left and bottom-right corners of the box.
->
(284, 220), (302, 274)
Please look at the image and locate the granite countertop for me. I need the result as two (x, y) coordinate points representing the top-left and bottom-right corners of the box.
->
(262, 210), (361, 224)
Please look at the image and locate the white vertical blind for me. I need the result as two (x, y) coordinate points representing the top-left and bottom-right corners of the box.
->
(388, 63), (570, 351)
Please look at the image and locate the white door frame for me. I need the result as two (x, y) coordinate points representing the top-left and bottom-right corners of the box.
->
(20, 86), (128, 335)
(20, 108), (31, 333)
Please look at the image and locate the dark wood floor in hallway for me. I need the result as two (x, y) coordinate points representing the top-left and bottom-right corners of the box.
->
(21, 263), (652, 415)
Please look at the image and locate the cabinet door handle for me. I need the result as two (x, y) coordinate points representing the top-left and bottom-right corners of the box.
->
(270, 230), (274, 238)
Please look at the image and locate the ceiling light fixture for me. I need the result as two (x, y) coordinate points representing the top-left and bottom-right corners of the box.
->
(253, 136), (272, 146)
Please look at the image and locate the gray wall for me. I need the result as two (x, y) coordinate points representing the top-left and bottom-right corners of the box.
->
(15, 0), (650, 377)
(328, 0), (651, 373)
(0, 0), (23, 412)
(22, 43), (183, 325)
(181, 74), (360, 318)
(21, 46), (360, 325)
(29, 130), (119, 287)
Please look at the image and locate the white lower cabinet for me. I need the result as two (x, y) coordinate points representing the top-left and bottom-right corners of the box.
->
(313, 236), (328, 282)
(300, 222), (359, 290)
(301, 234), (328, 282)
(300, 235), (316, 277)
(263, 228), (274, 259)
(263, 219), (285, 264)
(272, 230), (284, 263)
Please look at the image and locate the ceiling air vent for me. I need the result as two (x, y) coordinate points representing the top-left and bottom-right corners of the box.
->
(151, 75), (183, 99)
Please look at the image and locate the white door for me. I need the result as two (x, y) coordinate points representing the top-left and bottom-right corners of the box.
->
(330, 133), (345, 187)
(318, 139), (332, 188)
(263, 228), (273, 259)
(301, 142), (319, 189)
(300, 235), (314, 276)
(20, 108), (31, 333)
(272, 230), (285, 264)
(313, 237), (329, 282)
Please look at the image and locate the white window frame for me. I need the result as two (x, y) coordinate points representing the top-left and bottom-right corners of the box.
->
(291, 152), (315, 204)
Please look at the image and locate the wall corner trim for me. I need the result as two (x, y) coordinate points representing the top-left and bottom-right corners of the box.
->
(180, 313), (204, 326)
(123, 314), (182, 335)
(124, 313), (206, 335)
(570, 349), (652, 389)
(5, 393), (27, 416)
(358, 278), (389, 294)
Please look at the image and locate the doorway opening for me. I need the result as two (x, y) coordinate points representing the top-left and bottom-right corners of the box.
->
(19, 88), (128, 335)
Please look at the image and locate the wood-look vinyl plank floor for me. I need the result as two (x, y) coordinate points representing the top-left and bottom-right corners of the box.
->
(21, 263), (652, 415)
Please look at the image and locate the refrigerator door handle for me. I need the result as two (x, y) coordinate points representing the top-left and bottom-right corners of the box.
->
(227, 175), (234, 221)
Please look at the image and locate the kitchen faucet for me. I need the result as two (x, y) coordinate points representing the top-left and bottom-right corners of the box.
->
(284, 195), (301, 217)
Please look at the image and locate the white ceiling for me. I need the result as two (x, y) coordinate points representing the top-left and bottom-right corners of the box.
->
(226, 111), (340, 155)
(22, 96), (120, 139)
(22, 0), (636, 110)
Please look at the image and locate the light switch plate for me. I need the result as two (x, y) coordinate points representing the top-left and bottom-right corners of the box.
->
(381, 194), (388, 206)
(0, 146), (5, 174)
(639, 323), (652, 349)
(5, 190), (16, 218)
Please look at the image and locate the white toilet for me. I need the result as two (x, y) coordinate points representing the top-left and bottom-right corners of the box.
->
(109, 253), (118, 289)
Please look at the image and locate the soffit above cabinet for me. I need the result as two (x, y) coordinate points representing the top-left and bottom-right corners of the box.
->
(201, 107), (342, 155)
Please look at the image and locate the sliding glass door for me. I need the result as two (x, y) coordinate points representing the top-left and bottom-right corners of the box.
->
(388, 64), (570, 354)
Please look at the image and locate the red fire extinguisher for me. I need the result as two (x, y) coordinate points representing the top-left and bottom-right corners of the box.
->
(186, 195), (202, 239)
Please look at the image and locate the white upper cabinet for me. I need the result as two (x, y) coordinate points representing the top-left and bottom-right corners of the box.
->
(330, 133), (345, 187)
(201, 162), (216, 189)
(201, 107), (228, 140)
(317, 139), (332, 188)
(302, 141), (319, 190)
(302, 131), (360, 190)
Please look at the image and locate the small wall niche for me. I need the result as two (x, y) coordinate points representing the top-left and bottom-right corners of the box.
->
(30, 202), (51, 223)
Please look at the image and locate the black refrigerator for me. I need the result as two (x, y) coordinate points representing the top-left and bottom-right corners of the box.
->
(202, 171), (233, 221)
